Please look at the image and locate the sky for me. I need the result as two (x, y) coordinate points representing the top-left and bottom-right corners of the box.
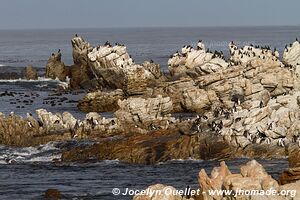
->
(0, 0), (299, 29)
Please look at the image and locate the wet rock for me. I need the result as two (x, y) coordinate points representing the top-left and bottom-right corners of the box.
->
(45, 52), (68, 81)
(44, 188), (62, 199)
(23, 65), (38, 80)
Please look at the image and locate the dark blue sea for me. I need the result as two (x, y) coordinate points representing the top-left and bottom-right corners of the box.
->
(0, 26), (298, 199)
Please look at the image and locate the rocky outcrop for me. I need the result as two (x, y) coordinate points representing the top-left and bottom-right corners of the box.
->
(115, 95), (173, 130)
(69, 36), (96, 89)
(87, 41), (162, 94)
(168, 41), (229, 77)
(198, 160), (300, 200)
(283, 40), (300, 76)
(23, 65), (38, 80)
(45, 52), (68, 81)
(229, 42), (281, 66)
(194, 57), (300, 148)
(0, 110), (120, 147)
(78, 89), (124, 112)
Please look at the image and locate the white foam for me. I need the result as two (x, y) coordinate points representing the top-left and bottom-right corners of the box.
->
(0, 77), (55, 83)
(0, 64), (6, 67)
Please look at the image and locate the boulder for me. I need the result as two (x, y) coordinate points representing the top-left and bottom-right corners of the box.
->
(23, 65), (38, 80)
(198, 160), (280, 200)
(78, 89), (124, 113)
(44, 188), (62, 200)
(168, 41), (229, 77)
(115, 95), (173, 129)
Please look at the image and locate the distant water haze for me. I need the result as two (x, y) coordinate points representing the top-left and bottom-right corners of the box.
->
(0, 26), (299, 70)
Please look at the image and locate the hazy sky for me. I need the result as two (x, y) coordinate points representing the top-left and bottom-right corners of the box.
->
(0, 0), (299, 29)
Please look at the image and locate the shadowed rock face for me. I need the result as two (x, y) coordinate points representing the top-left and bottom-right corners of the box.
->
(60, 126), (287, 165)
(45, 53), (68, 81)
(279, 146), (300, 185)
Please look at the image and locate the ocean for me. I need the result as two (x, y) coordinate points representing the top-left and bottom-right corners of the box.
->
(0, 26), (298, 199)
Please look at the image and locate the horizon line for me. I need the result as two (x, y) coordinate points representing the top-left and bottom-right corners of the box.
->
(0, 24), (299, 31)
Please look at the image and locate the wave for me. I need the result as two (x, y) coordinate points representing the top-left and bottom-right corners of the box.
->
(157, 158), (203, 165)
(0, 64), (6, 67)
(0, 77), (56, 83)
(0, 77), (70, 89)
(0, 142), (61, 164)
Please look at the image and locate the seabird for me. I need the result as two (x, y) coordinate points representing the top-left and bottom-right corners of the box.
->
(75, 34), (78, 37)
(27, 121), (33, 128)
(278, 138), (285, 147)
(149, 123), (157, 131)
(58, 49), (61, 53)
(259, 101), (264, 108)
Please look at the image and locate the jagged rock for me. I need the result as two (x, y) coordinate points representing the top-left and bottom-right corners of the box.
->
(115, 95), (173, 129)
(229, 42), (281, 67)
(36, 109), (67, 132)
(198, 160), (280, 200)
(283, 41), (300, 74)
(23, 65), (38, 80)
(45, 52), (68, 81)
(182, 88), (219, 113)
(142, 60), (162, 79)
(78, 89), (124, 112)
(71, 36), (92, 65)
(168, 41), (229, 77)
(0, 112), (71, 147)
(69, 36), (97, 88)
(133, 184), (186, 200)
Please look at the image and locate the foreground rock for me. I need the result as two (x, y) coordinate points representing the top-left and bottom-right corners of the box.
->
(197, 160), (300, 200)
(134, 160), (300, 200)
